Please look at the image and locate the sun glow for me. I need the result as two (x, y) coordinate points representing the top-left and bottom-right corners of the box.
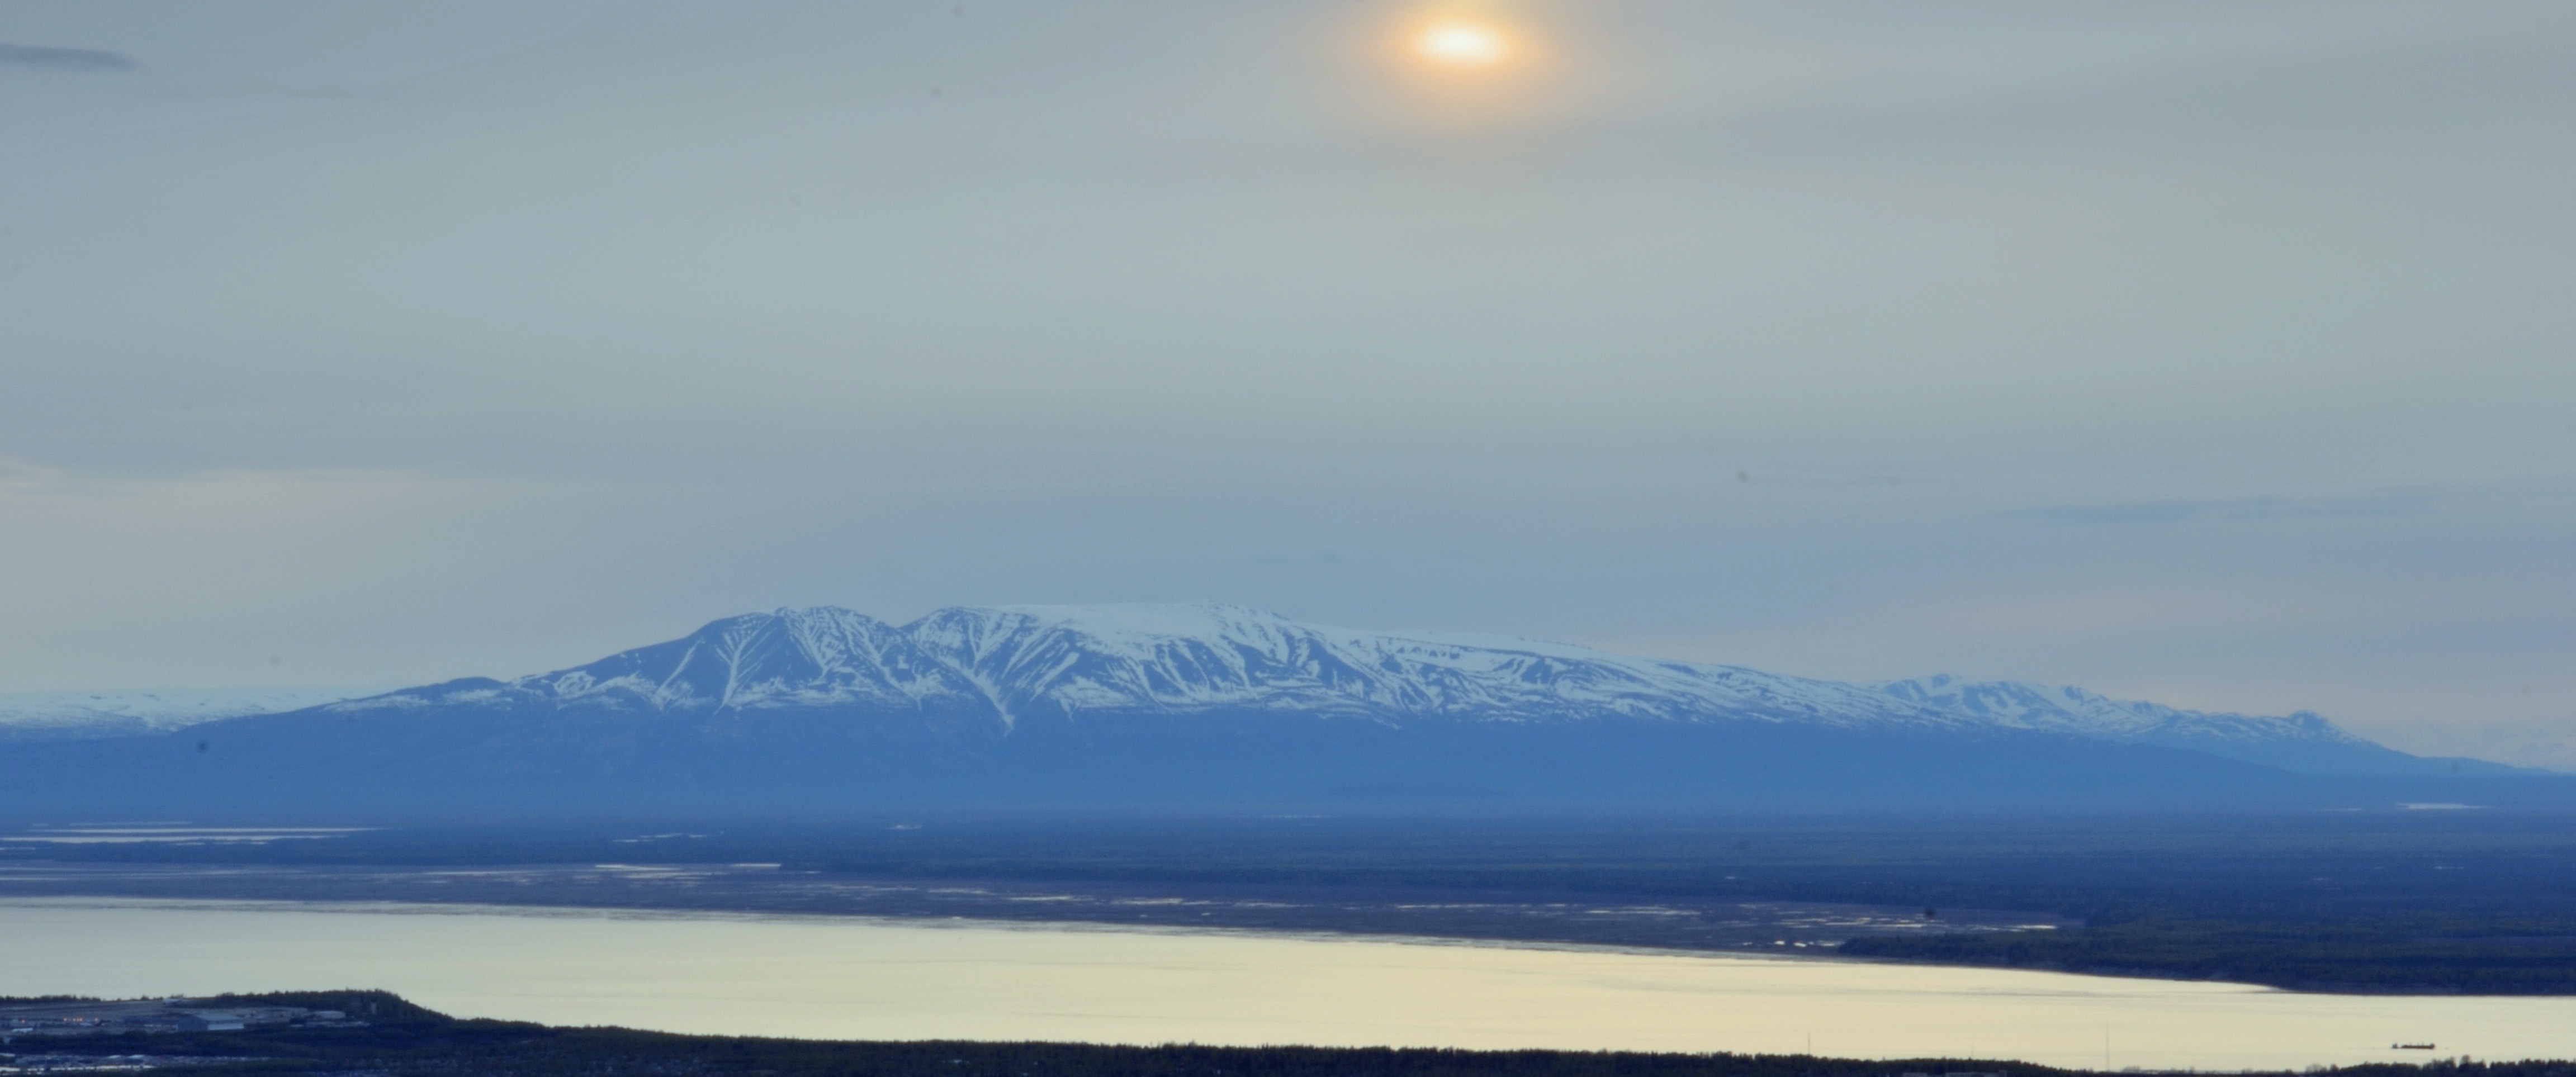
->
(1412, 20), (1512, 69)
(1365, 4), (1561, 127)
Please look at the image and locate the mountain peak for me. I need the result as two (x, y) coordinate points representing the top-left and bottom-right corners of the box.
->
(190, 603), (2461, 776)
(907, 601), (1294, 642)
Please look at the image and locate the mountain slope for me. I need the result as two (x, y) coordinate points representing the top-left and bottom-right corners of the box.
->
(0, 604), (2553, 818)
(326, 604), (2419, 763)
(0, 686), (388, 743)
(1868, 675), (2511, 775)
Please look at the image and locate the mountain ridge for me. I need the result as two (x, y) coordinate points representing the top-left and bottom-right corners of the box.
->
(0, 685), (395, 743)
(313, 602), (2465, 775)
(2, 603), (2544, 819)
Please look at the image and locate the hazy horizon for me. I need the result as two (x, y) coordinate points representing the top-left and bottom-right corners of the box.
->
(5, 2), (2573, 763)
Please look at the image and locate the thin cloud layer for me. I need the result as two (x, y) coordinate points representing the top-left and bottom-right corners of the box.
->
(0, 42), (134, 70)
(0, 2), (2570, 762)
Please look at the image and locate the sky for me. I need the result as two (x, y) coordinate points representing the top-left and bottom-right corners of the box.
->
(3, 2), (2572, 761)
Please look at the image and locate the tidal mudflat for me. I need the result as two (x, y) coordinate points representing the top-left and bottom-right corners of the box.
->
(5, 898), (2571, 1071)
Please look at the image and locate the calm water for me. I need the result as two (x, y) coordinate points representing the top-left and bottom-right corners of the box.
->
(4, 898), (2569, 1070)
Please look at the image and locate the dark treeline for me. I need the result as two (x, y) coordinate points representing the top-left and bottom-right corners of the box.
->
(12, 811), (2576, 993)
(1840, 914), (2576, 993)
(27, 993), (2575, 1077)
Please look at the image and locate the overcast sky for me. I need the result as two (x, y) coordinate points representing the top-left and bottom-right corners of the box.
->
(3, 1), (2572, 756)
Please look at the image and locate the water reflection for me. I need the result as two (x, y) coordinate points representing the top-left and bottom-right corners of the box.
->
(3, 899), (2568, 1070)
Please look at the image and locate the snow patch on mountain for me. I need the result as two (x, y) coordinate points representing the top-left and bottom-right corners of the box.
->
(0, 686), (392, 741)
(501, 606), (985, 716)
(72, 603), (2426, 774)
(1871, 675), (2373, 746)
(325, 603), (2375, 749)
(850, 602), (1952, 729)
(1865, 675), (2470, 772)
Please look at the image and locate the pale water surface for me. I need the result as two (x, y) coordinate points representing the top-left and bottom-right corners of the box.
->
(4, 899), (2570, 1070)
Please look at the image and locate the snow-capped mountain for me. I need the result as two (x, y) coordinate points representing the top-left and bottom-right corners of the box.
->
(324, 603), (1981, 732)
(0, 686), (388, 742)
(6, 604), (2541, 819)
(1867, 675), (2437, 774)
(319, 602), (2411, 771)
(887, 604), (1938, 729)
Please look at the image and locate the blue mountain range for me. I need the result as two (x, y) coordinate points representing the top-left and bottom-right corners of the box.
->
(0, 604), (2542, 818)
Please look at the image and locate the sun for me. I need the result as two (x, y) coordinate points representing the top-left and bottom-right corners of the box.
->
(1368, 6), (1557, 124)
(1412, 20), (1512, 69)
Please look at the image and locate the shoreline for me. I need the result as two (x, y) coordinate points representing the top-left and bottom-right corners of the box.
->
(0, 860), (2059, 963)
(0, 892), (1954, 971)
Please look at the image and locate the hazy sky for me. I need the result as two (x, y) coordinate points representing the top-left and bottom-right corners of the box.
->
(3, 2), (2572, 755)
